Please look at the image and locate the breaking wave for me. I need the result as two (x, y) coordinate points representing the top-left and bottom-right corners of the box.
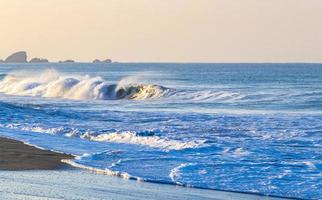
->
(169, 163), (195, 184)
(0, 69), (248, 103)
(62, 158), (135, 180)
(1, 123), (205, 151)
(82, 131), (206, 151)
(0, 69), (169, 100)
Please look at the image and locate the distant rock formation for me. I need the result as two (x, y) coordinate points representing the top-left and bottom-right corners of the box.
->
(104, 59), (112, 63)
(93, 59), (101, 63)
(29, 58), (49, 63)
(4, 51), (27, 63)
(92, 59), (112, 64)
(59, 60), (75, 63)
(1, 52), (114, 64)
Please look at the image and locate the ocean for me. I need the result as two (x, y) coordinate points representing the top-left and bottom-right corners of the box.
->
(0, 63), (321, 199)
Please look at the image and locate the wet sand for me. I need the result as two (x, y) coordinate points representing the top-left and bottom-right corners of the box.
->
(0, 137), (74, 170)
(0, 137), (289, 200)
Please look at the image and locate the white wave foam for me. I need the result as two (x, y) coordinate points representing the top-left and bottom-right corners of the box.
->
(21, 126), (65, 135)
(0, 69), (247, 103)
(176, 90), (245, 102)
(0, 69), (169, 100)
(1, 124), (79, 136)
(222, 147), (251, 157)
(169, 163), (195, 183)
(84, 131), (206, 151)
(62, 159), (134, 180)
(2, 123), (205, 151)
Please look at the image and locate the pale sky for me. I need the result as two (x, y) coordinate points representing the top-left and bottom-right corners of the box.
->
(1, 0), (322, 62)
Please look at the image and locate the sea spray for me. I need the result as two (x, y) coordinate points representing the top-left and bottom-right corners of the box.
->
(0, 69), (170, 100)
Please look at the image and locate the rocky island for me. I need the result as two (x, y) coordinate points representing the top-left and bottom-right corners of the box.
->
(1, 51), (115, 64)
(0, 51), (49, 63)
(4, 51), (28, 63)
(92, 59), (112, 63)
(58, 60), (75, 63)
(29, 58), (49, 63)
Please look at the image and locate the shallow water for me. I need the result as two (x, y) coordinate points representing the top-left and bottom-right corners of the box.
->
(0, 63), (321, 199)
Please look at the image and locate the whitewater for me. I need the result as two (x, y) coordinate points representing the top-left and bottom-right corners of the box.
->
(0, 69), (170, 100)
(0, 63), (321, 199)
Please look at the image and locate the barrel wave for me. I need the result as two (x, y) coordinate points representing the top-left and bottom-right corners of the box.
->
(0, 69), (250, 104)
(0, 69), (169, 100)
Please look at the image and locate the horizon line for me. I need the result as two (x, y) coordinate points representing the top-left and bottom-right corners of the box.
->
(2, 61), (322, 64)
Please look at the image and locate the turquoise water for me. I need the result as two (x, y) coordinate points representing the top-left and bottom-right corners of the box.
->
(0, 63), (321, 199)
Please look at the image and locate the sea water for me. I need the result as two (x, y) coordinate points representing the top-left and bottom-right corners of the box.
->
(0, 63), (321, 199)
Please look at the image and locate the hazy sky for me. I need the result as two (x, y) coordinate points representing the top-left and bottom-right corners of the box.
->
(1, 0), (322, 62)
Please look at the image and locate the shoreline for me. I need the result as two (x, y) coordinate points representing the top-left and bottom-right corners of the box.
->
(0, 136), (293, 200)
(0, 137), (74, 170)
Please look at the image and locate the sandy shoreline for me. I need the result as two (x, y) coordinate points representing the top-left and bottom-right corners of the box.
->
(0, 137), (74, 170)
(0, 136), (291, 200)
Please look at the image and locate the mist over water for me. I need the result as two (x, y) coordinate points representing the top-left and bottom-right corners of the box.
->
(0, 63), (321, 199)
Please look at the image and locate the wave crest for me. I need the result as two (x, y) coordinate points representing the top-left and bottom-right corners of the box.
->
(0, 69), (169, 100)
(83, 131), (206, 151)
(0, 69), (247, 103)
(1, 123), (205, 151)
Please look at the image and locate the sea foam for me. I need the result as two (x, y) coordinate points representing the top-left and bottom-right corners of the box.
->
(1, 123), (205, 151)
(84, 131), (206, 151)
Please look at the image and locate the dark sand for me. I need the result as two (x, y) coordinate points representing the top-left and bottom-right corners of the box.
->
(0, 137), (74, 170)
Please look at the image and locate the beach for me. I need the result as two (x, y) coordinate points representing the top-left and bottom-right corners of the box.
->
(0, 136), (289, 200)
(0, 137), (73, 170)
